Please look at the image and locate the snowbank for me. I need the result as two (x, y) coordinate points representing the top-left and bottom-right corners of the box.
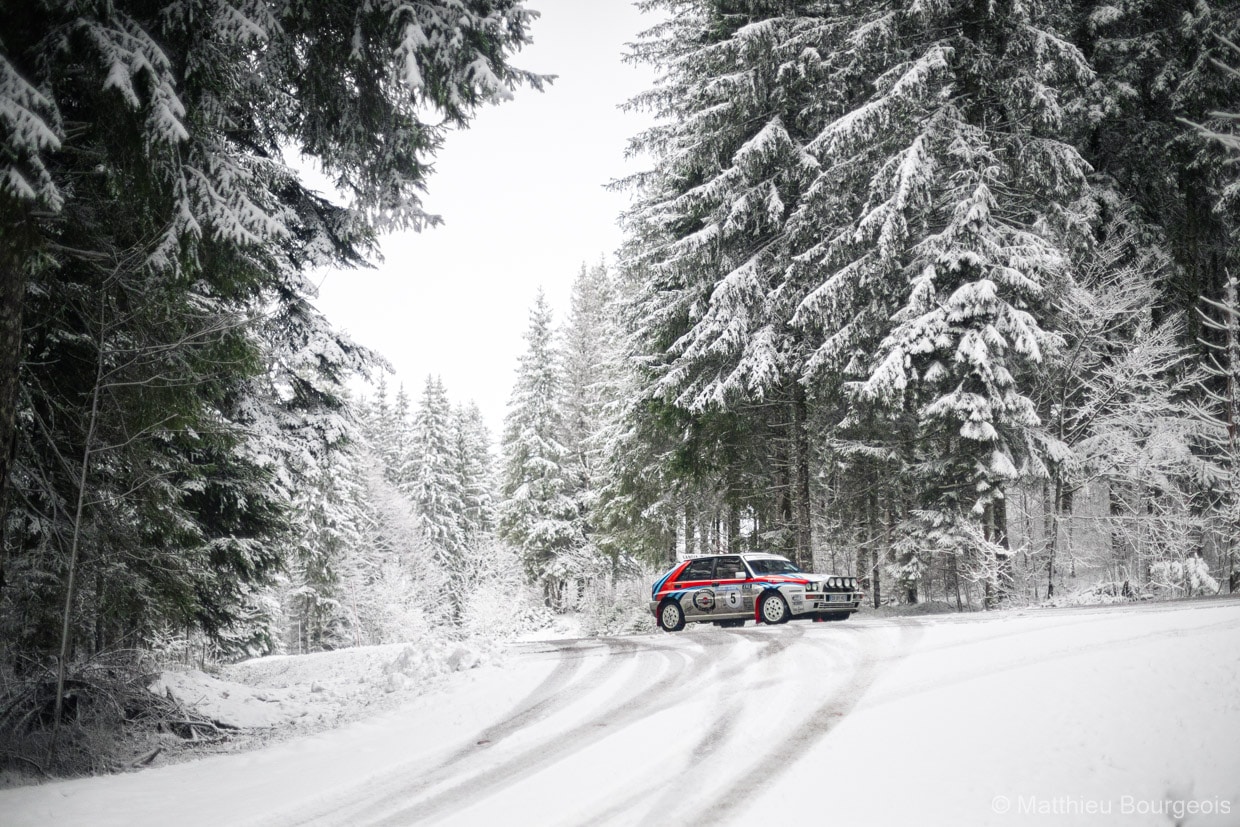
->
(146, 638), (498, 738)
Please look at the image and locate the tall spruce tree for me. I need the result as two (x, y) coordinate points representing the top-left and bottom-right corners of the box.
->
(499, 291), (580, 607)
(783, 0), (1094, 602)
(287, 444), (366, 653)
(560, 262), (624, 542)
(621, 2), (824, 563)
(453, 402), (497, 542)
(408, 376), (465, 568)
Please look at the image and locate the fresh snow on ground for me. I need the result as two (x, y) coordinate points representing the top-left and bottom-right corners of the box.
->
(149, 638), (499, 731)
(2, 601), (1238, 826)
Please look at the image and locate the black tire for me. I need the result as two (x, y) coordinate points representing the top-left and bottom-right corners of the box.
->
(758, 592), (790, 625)
(658, 599), (686, 632)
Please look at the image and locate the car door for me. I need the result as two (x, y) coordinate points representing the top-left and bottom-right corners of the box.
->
(671, 557), (718, 619)
(710, 555), (749, 618)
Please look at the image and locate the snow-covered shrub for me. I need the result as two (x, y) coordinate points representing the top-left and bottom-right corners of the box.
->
(459, 539), (555, 640)
(577, 573), (657, 637)
(1186, 555), (1221, 594)
(1045, 580), (1148, 607)
(145, 625), (192, 667)
(360, 556), (435, 645)
(1149, 556), (1220, 597)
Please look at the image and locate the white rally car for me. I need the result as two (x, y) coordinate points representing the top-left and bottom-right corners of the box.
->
(650, 552), (863, 631)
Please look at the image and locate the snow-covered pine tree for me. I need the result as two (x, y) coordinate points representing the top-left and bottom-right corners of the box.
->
(560, 261), (633, 568)
(287, 447), (362, 653)
(1186, 28), (1240, 595)
(624, 3), (818, 413)
(782, 0), (1095, 604)
(561, 262), (616, 508)
(248, 261), (376, 654)
(621, 2), (825, 562)
(363, 375), (394, 453)
(361, 374), (412, 487)
(407, 376), (465, 574)
(499, 291), (581, 608)
(1183, 32), (1240, 153)
(591, 277), (686, 566)
(0, 0), (544, 681)
(350, 461), (443, 643)
(1196, 272), (1240, 594)
(390, 384), (415, 488)
(453, 402), (497, 541)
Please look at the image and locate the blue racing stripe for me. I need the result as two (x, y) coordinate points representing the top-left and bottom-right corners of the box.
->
(651, 565), (685, 599)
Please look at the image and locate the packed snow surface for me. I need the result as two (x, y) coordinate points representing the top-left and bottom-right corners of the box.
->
(3, 602), (1238, 826)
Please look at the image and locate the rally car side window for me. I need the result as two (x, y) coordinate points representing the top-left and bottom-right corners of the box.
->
(715, 556), (745, 579)
(676, 558), (715, 582)
(748, 558), (803, 575)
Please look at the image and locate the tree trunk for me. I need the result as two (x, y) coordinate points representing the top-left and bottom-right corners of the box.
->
(683, 500), (696, 557)
(868, 490), (881, 609)
(994, 494), (1011, 602)
(93, 571), (105, 656)
(792, 384), (812, 570)
(775, 455), (792, 556)
(1043, 479), (1058, 599)
(949, 553), (963, 611)
(0, 261), (27, 590)
(52, 293), (107, 754)
(1226, 274), (1238, 593)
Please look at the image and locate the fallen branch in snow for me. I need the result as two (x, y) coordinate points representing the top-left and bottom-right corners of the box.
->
(128, 747), (162, 768)
(165, 718), (234, 735)
(0, 749), (52, 778)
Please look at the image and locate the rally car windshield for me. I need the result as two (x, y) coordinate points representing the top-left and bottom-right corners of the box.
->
(747, 558), (803, 575)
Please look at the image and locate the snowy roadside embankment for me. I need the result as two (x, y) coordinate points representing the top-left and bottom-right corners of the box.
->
(147, 637), (501, 735)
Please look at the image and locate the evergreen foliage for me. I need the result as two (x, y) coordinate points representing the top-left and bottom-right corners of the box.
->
(616, 0), (1240, 605)
(499, 291), (582, 607)
(0, 0), (543, 669)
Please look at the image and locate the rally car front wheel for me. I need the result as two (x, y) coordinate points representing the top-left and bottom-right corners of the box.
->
(758, 592), (790, 625)
(658, 599), (686, 632)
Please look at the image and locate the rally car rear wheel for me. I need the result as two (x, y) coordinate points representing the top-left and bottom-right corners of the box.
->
(658, 600), (686, 632)
(758, 592), (789, 624)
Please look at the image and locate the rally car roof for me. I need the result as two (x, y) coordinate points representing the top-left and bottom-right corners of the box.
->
(679, 551), (790, 561)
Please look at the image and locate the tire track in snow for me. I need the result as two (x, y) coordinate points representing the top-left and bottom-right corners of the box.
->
(713, 620), (926, 816)
(371, 627), (805, 826)
(538, 625), (816, 826)
(729, 619), (927, 788)
(564, 625), (845, 824)
(281, 639), (618, 827)
(606, 627), (861, 825)
(368, 635), (722, 825)
(625, 621), (925, 825)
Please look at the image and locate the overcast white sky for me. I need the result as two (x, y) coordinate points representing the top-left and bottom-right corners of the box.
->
(312, 1), (658, 436)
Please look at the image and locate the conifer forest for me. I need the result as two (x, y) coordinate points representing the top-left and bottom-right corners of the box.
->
(1, 0), (1240, 771)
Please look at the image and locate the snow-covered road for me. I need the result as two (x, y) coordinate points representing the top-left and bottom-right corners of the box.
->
(4, 602), (1240, 826)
